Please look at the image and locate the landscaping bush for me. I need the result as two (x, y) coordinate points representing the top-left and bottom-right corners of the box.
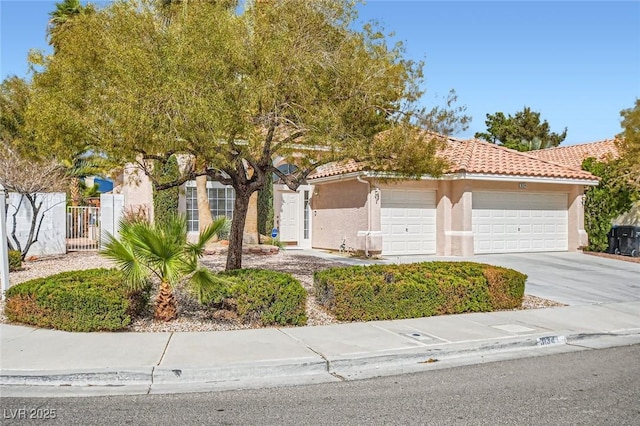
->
(215, 269), (307, 326)
(4, 269), (150, 332)
(314, 262), (526, 321)
(8, 249), (22, 271)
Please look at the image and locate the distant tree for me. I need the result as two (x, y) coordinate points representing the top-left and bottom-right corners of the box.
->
(29, 0), (469, 270)
(48, 0), (96, 51)
(0, 77), (32, 155)
(618, 99), (640, 189)
(475, 106), (567, 151)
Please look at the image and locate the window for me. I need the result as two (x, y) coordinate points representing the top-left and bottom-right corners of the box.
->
(303, 190), (310, 239)
(273, 164), (298, 183)
(185, 181), (235, 232)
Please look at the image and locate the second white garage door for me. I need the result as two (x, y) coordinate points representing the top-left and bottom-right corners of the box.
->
(472, 192), (568, 254)
(381, 189), (436, 255)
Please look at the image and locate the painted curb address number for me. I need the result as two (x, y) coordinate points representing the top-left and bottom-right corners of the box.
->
(536, 335), (567, 346)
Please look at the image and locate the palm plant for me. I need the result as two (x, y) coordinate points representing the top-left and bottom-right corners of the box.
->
(101, 214), (228, 321)
(48, 0), (96, 50)
(62, 150), (111, 206)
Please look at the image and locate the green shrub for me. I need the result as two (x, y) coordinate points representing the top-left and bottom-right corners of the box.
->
(314, 262), (526, 321)
(216, 269), (307, 326)
(582, 157), (638, 252)
(8, 250), (22, 271)
(4, 269), (150, 332)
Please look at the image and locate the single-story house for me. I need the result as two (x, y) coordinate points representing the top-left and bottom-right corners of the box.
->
(287, 137), (601, 256)
(117, 137), (632, 256)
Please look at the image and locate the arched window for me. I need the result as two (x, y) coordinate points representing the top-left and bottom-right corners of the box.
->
(273, 164), (297, 183)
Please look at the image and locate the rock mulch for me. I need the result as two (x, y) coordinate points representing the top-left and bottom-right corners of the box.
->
(1, 250), (565, 332)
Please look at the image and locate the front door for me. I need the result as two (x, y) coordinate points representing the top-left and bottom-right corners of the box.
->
(279, 192), (299, 242)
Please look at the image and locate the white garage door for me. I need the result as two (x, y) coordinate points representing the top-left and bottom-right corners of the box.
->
(472, 192), (568, 254)
(381, 189), (436, 255)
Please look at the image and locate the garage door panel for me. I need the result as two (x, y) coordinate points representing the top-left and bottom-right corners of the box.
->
(505, 224), (518, 233)
(390, 224), (406, 234)
(381, 189), (436, 255)
(472, 192), (568, 254)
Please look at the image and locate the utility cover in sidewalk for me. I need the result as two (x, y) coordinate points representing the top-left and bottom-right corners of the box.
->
(491, 324), (536, 333)
(404, 332), (435, 342)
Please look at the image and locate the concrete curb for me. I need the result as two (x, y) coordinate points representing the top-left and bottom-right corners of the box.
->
(152, 358), (331, 384)
(325, 331), (640, 380)
(0, 367), (153, 387)
(3, 331), (638, 396)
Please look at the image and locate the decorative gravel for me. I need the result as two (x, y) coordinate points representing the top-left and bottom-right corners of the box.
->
(1, 251), (565, 331)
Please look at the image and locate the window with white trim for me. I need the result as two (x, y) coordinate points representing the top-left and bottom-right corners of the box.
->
(185, 180), (235, 232)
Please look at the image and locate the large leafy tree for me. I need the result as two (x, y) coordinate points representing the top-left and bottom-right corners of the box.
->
(618, 99), (640, 189)
(475, 106), (567, 151)
(28, 0), (469, 270)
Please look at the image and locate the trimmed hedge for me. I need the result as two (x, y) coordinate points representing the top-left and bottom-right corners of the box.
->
(314, 262), (526, 321)
(215, 269), (307, 326)
(8, 250), (22, 271)
(4, 269), (150, 332)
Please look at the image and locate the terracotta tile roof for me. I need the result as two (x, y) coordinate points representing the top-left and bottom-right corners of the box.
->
(310, 137), (598, 181)
(527, 139), (619, 169)
(311, 159), (363, 179)
(441, 138), (597, 180)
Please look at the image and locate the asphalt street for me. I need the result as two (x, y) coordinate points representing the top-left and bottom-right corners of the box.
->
(2, 344), (639, 425)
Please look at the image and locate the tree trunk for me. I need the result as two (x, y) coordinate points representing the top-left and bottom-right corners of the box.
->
(69, 177), (81, 206)
(196, 174), (214, 233)
(155, 280), (177, 321)
(225, 187), (252, 271)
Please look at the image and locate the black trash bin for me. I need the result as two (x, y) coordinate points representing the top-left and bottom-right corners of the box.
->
(607, 226), (619, 254)
(617, 226), (640, 257)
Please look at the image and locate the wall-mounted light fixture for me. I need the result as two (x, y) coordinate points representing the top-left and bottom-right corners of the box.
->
(313, 188), (320, 197)
(518, 183), (527, 189)
(374, 187), (380, 202)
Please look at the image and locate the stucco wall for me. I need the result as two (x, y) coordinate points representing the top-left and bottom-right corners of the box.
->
(311, 179), (369, 252)
(120, 163), (155, 222)
(614, 201), (640, 226)
(6, 192), (66, 257)
(311, 176), (589, 256)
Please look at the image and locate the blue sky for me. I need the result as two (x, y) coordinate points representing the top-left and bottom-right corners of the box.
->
(1, 0), (639, 145)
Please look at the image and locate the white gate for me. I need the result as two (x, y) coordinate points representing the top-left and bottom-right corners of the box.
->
(66, 206), (101, 251)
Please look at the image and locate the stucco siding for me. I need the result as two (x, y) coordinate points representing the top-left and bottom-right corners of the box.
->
(311, 179), (369, 252)
(311, 176), (589, 256)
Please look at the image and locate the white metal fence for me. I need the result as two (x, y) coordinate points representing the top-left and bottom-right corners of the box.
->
(66, 206), (101, 251)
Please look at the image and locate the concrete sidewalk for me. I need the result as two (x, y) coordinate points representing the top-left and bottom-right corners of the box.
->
(2, 301), (639, 397)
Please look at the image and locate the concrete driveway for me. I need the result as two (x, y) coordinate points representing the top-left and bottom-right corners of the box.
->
(379, 252), (640, 306)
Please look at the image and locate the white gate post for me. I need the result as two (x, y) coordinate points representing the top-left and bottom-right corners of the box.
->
(100, 194), (125, 248)
(0, 184), (10, 299)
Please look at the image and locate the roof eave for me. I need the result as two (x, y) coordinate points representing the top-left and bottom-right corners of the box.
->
(310, 171), (599, 186)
